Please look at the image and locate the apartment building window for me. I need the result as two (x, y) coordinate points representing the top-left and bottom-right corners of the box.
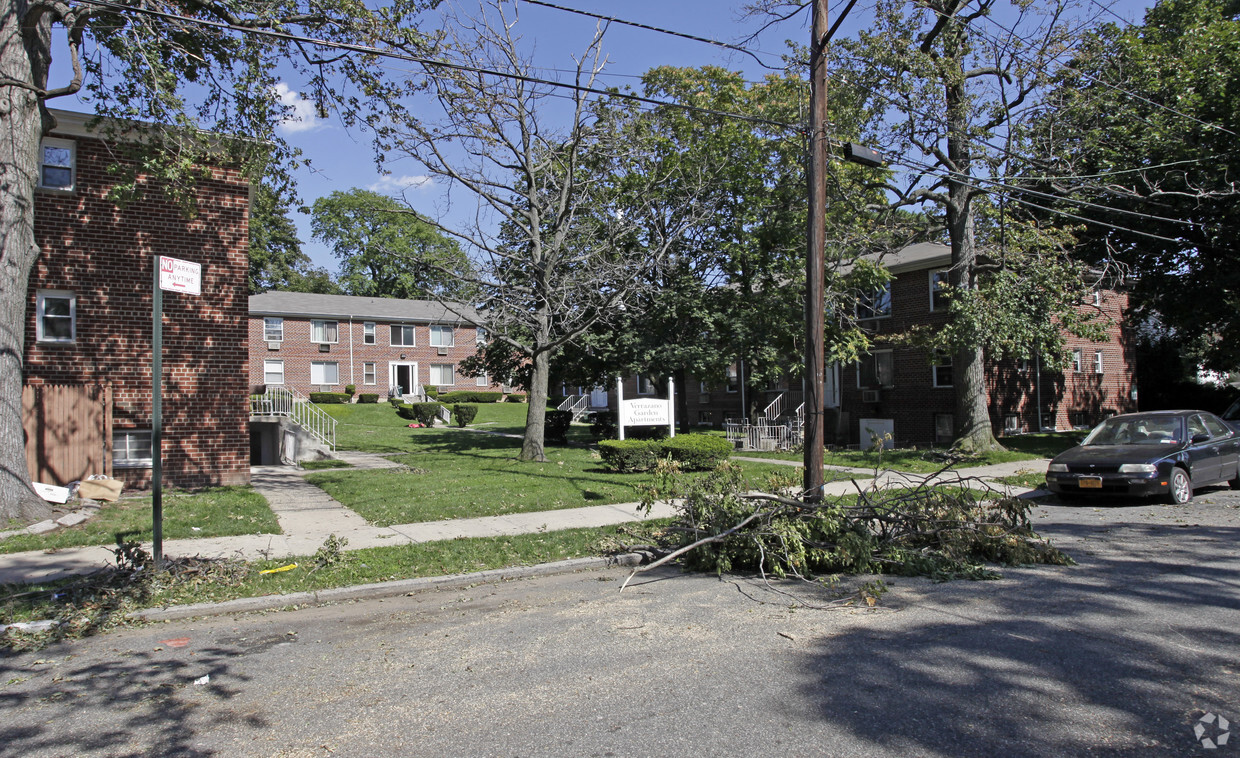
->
(475, 327), (487, 345)
(39, 138), (75, 190)
(858, 351), (894, 389)
(932, 352), (953, 388)
(929, 270), (950, 312)
(698, 410), (713, 426)
(264, 317), (283, 342)
(263, 359), (284, 385)
(857, 282), (892, 320)
(637, 375), (655, 395)
(476, 372), (489, 387)
(113, 430), (153, 468)
(429, 363), (454, 386)
(934, 413), (954, 444)
(391, 324), (415, 347)
(310, 361), (338, 386)
(363, 362), (376, 385)
(363, 322), (376, 344)
(1094, 350), (1104, 374)
(1072, 348), (1083, 373)
(35, 290), (76, 343)
(1004, 414), (1022, 433)
(725, 364), (740, 393)
(430, 325), (455, 347)
(311, 320), (338, 343)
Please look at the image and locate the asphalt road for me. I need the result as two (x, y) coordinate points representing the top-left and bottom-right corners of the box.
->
(2, 487), (1238, 757)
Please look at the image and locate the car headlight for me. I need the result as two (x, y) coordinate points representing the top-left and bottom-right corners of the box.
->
(1119, 463), (1157, 474)
(1047, 463), (1068, 473)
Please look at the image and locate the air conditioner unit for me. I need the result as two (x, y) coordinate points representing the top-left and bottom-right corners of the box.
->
(437, 346), (449, 355)
(861, 389), (881, 403)
(318, 343), (330, 353)
(267, 341), (281, 351)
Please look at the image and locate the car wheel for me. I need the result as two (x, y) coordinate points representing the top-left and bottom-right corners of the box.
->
(1166, 467), (1192, 504)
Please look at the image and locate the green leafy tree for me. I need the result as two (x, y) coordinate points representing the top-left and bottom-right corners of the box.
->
(310, 188), (476, 301)
(0, 0), (431, 521)
(1033, 0), (1240, 371)
(249, 183), (339, 294)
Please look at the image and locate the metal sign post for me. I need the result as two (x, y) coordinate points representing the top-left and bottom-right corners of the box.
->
(152, 255), (202, 568)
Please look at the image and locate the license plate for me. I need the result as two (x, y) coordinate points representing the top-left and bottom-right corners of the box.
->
(1079, 477), (1103, 489)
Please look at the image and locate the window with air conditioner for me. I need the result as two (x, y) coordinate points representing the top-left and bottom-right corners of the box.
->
(857, 351), (894, 389)
(264, 317), (283, 342)
(429, 363), (454, 386)
(311, 320), (338, 344)
(430, 325), (455, 348)
(310, 361), (338, 385)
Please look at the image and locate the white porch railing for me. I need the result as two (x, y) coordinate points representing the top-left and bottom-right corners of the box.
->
(557, 394), (590, 422)
(250, 386), (337, 450)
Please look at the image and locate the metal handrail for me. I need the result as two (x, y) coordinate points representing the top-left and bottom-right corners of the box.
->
(249, 386), (337, 450)
(763, 393), (784, 423)
(557, 394), (590, 421)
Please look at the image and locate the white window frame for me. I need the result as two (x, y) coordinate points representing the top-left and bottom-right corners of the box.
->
(857, 282), (893, 321)
(363, 362), (376, 385)
(363, 322), (376, 345)
(725, 364), (740, 394)
(311, 320), (338, 344)
(310, 361), (339, 386)
(263, 359), (285, 385)
(474, 327), (487, 345)
(430, 325), (455, 347)
(113, 429), (153, 468)
(1072, 348), (1083, 373)
(429, 363), (455, 387)
(857, 350), (894, 389)
(38, 137), (76, 191)
(929, 270), (950, 312)
(36, 289), (76, 343)
(1094, 350), (1104, 374)
(390, 324), (416, 347)
(264, 317), (283, 342)
(476, 371), (489, 387)
(931, 352), (953, 388)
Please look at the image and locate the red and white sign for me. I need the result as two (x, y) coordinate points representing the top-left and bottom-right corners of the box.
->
(159, 256), (201, 295)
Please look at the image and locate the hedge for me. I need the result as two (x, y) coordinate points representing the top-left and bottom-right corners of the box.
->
(506, 393), (527, 403)
(438, 391), (505, 404)
(310, 392), (351, 404)
(660, 434), (733, 471)
(544, 409), (573, 442)
(452, 404), (479, 427)
(597, 434), (731, 473)
(358, 393), (380, 404)
(396, 402), (444, 426)
(597, 439), (661, 473)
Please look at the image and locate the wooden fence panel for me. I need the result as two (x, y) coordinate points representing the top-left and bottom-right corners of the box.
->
(22, 384), (113, 486)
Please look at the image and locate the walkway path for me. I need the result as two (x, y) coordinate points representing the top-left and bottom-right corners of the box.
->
(0, 452), (1046, 586)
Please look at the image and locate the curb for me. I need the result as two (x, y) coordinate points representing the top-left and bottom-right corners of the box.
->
(126, 553), (644, 623)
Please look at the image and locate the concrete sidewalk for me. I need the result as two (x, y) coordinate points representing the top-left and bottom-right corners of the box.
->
(0, 452), (1046, 586)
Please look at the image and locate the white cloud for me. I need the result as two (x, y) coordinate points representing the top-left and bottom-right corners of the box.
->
(367, 174), (434, 193)
(273, 82), (322, 134)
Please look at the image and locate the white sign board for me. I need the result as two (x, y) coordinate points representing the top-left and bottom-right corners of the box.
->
(159, 256), (201, 295)
(621, 398), (671, 427)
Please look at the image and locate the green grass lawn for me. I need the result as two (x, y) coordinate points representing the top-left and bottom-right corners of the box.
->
(0, 487), (280, 555)
(305, 429), (798, 526)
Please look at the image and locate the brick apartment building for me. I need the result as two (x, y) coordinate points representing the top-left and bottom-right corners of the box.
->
(248, 292), (503, 398)
(586, 242), (1137, 447)
(25, 109), (252, 490)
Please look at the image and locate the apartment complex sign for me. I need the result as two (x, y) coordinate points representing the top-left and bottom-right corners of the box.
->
(621, 398), (671, 427)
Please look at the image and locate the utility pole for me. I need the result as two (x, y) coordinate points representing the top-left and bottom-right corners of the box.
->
(803, 0), (829, 503)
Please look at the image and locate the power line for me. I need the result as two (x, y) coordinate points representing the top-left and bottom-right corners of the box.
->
(75, 0), (803, 132)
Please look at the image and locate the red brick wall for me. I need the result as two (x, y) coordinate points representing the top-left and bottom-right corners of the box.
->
(26, 132), (251, 489)
(249, 316), (502, 397)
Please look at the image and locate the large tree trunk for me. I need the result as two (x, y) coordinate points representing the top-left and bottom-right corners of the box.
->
(519, 348), (550, 462)
(0, 3), (54, 523)
(943, 53), (1002, 455)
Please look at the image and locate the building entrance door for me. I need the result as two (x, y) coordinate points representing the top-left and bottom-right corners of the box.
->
(389, 362), (418, 396)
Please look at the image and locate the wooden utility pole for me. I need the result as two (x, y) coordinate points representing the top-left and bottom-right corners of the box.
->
(803, 0), (829, 502)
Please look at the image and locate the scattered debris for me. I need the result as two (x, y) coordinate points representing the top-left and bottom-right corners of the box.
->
(160, 637), (191, 648)
(33, 483), (70, 504)
(193, 675), (210, 686)
(259, 563), (298, 575)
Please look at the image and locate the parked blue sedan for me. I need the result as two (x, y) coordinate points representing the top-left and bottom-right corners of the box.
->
(1045, 410), (1240, 504)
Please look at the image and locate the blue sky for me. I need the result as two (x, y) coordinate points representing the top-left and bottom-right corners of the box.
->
(241, 0), (1157, 274)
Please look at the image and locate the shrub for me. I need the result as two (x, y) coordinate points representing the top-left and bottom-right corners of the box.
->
(507, 393), (527, 403)
(660, 434), (732, 471)
(438, 391), (504, 404)
(597, 439), (661, 473)
(544, 409), (573, 442)
(395, 403), (416, 420)
(410, 402), (443, 426)
(388, 396), (402, 407)
(310, 392), (350, 404)
(425, 387), (439, 399)
(452, 404), (479, 427)
(358, 393), (380, 404)
(590, 411), (617, 440)
(344, 384), (356, 397)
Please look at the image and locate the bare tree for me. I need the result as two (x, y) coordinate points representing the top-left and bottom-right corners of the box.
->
(365, 1), (715, 461)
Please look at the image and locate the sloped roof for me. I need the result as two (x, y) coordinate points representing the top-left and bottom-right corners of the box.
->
(249, 291), (480, 324)
(870, 242), (952, 274)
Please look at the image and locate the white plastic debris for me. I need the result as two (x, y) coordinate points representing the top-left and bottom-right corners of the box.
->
(32, 482), (70, 504)
(193, 675), (210, 686)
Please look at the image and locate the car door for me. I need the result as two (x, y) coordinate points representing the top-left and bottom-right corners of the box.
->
(1201, 413), (1239, 483)
(1186, 413), (1222, 484)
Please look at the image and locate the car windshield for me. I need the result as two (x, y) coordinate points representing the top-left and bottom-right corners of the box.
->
(1082, 416), (1182, 446)
(1223, 398), (1240, 422)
